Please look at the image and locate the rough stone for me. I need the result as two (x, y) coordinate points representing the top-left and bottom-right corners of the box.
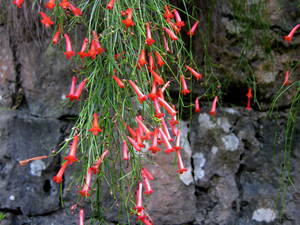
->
(252, 208), (276, 223)
(178, 121), (194, 186)
(18, 42), (79, 117)
(30, 160), (46, 176)
(221, 133), (239, 151)
(11, 210), (78, 225)
(144, 134), (196, 225)
(0, 110), (63, 216)
(191, 108), (300, 225)
(0, 27), (16, 108)
(193, 153), (206, 182)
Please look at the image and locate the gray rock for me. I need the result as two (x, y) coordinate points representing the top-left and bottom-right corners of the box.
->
(18, 42), (79, 117)
(0, 110), (63, 216)
(143, 150), (196, 225)
(192, 108), (300, 225)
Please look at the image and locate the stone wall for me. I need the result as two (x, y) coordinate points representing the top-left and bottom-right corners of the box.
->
(0, 0), (300, 225)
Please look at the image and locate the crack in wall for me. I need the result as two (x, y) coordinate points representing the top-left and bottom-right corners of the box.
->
(8, 35), (27, 111)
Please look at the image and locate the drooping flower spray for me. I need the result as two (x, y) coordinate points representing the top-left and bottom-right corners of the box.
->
(14, 0), (203, 224)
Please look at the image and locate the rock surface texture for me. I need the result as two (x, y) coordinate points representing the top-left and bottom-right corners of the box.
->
(1, 0), (300, 225)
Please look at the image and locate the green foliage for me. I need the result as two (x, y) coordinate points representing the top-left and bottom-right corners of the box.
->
(0, 213), (6, 221)
(47, 0), (199, 223)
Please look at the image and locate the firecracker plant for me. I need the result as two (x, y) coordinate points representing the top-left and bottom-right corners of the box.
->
(15, 0), (206, 224)
(13, 0), (300, 224)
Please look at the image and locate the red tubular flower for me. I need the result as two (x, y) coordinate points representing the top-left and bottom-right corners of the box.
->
(79, 208), (84, 225)
(74, 78), (87, 100)
(169, 116), (179, 126)
(88, 31), (105, 59)
(159, 128), (173, 153)
(13, 0), (24, 8)
(148, 52), (156, 71)
(185, 65), (203, 80)
(145, 23), (155, 46)
(135, 182), (144, 211)
(245, 88), (253, 111)
(120, 10), (127, 16)
(173, 9), (185, 28)
(87, 40), (98, 59)
(45, 0), (56, 10)
(163, 5), (174, 20)
(170, 118), (179, 128)
(176, 150), (187, 174)
(127, 136), (141, 151)
(112, 75), (125, 88)
(19, 155), (48, 166)
(143, 176), (154, 195)
(64, 135), (79, 163)
(161, 118), (173, 142)
(78, 38), (89, 58)
(157, 88), (164, 100)
(39, 12), (54, 28)
(187, 21), (199, 37)
(128, 80), (148, 103)
(154, 51), (165, 67)
(122, 8), (135, 28)
(163, 27), (178, 41)
(79, 168), (93, 197)
(136, 116), (152, 139)
(180, 75), (190, 95)
(150, 70), (164, 85)
(137, 209), (147, 221)
(161, 80), (171, 94)
(90, 149), (109, 174)
(141, 168), (154, 180)
(52, 30), (60, 45)
(171, 124), (178, 136)
(209, 96), (218, 116)
(67, 2), (82, 16)
(66, 76), (77, 101)
(157, 97), (177, 116)
(106, 0), (115, 10)
(114, 53), (120, 61)
(148, 128), (161, 153)
(283, 71), (291, 86)
(127, 125), (137, 138)
(53, 161), (69, 183)
(92, 31), (105, 54)
(89, 113), (103, 135)
(195, 97), (200, 112)
(173, 130), (182, 151)
(169, 105), (179, 126)
(284, 24), (300, 43)
(63, 34), (75, 59)
(167, 20), (181, 33)
(138, 49), (148, 67)
(148, 81), (158, 101)
(163, 35), (171, 52)
(153, 98), (164, 118)
(142, 219), (153, 225)
(59, 0), (70, 9)
(136, 127), (145, 147)
(122, 140), (129, 160)
(157, 131), (163, 145)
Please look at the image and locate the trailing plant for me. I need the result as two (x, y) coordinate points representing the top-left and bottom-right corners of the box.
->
(15, 0), (207, 224)
(12, 0), (299, 224)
